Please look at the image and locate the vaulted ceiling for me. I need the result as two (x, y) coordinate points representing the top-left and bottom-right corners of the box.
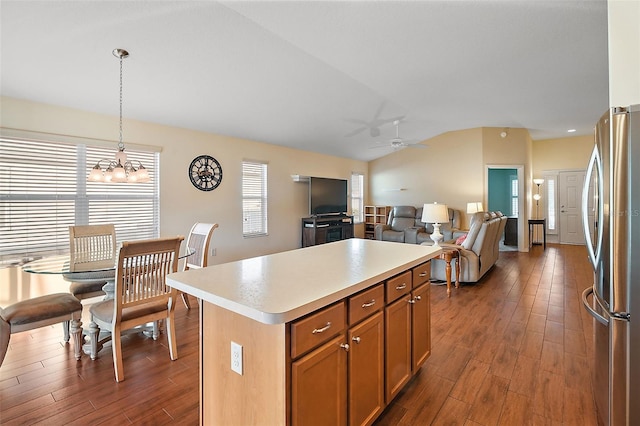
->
(1, 1), (609, 161)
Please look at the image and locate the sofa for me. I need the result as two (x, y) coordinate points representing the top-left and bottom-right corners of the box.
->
(429, 211), (507, 283)
(374, 205), (462, 244)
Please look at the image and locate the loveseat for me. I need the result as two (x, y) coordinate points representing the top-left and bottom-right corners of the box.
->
(429, 211), (507, 283)
(374, 205), (462, 244)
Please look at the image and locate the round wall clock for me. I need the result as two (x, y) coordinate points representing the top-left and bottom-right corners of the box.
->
(189, 155), (223, 191)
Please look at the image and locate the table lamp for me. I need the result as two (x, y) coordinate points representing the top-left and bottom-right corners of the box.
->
(421, 202), (449, 247)
(466, 202), (483, 214)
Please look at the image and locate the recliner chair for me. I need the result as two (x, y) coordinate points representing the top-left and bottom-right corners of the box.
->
(374, 206), (421, 242)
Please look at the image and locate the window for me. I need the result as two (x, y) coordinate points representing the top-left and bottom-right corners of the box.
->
(546, 175), (557, 233)
(0, 136), (159, 264)
(351, 172), (364, 223)
(242, 160), (268, 237)
(510, 175), (519, 217)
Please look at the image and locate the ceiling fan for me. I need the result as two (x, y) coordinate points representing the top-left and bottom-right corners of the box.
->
(344, 102), (404, 138)
(369, 120), (426, 150)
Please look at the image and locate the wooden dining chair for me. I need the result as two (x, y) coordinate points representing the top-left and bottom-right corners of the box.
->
(66, 224), (117, 300)
(88, 236), (184, 382)
(0, 293), (83, 366)
(180, 223), (219, 309)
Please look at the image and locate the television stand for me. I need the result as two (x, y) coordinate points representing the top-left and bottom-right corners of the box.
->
(301, 215), (354, 247)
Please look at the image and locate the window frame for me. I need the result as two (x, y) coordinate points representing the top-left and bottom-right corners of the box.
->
(242, 160), (268, 237)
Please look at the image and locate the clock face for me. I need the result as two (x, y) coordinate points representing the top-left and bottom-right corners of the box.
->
(189, 155), (223, 191)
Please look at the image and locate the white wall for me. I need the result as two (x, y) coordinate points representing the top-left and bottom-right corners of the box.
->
(608, 0), (640, 107)
(0, 96), (368, 264)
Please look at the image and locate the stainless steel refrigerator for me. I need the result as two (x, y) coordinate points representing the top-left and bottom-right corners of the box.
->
(581, 104), (640, 426)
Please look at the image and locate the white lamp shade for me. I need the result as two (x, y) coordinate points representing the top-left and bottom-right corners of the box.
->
(421, 203), (449, 224)
(466, 202), (483, 214)
(533, 178), (545, 185)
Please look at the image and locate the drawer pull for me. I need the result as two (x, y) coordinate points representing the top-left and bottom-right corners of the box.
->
(312, 322), (332, 334)
(361, 299), (376, 308)
(419, 272), (427, 277)
(340, 343), (350, 352)
(395, 283), (407, 290)
(352, 336), (361, 344)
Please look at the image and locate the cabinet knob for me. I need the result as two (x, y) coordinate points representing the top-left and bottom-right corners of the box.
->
(340, 343), (350, 352)
(352, 336), (361, 344)
(414, 295), (422, 302)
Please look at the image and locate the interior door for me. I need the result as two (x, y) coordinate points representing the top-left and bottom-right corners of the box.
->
(559, 171), (586, 244)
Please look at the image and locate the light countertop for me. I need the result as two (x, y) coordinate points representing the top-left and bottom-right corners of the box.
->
(167, 239), (441, 325)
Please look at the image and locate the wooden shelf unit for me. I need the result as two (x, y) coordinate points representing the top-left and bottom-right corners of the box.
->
(364, 206), (391, 239)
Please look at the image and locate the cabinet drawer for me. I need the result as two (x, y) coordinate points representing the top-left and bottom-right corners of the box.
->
(412, 261), (431, 288)
(348, 284), (384, 325)
(385, 271), (412, 303)
(291, 301), (346, 359)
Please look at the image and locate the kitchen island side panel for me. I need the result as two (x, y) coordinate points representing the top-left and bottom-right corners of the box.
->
(201, 302), (287, 425)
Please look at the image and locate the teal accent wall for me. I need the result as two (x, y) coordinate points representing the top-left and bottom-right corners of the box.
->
(488, 168), (517, 216)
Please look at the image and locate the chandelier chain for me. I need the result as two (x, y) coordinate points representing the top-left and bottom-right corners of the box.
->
(118, 54), (124, 151)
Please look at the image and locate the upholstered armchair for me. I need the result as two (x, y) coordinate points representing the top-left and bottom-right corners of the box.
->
(374, 206), (422, 243)
(429, 212), (507, 283)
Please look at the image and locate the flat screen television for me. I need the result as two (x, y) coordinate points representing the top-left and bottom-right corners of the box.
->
(309, 177), (348, 216)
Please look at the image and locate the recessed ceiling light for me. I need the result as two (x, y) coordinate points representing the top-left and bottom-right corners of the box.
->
(567, 129), (577, 133)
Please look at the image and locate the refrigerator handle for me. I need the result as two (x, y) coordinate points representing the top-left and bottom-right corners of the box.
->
(581, 287), (609, 326)
(582, 146), (603, 269)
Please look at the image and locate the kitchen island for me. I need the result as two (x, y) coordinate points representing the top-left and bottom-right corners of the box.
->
(167, 238), (441, 425)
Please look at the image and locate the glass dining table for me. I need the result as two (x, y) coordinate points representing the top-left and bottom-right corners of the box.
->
(21, 246), (196, 354)
(22, 247), (196, 300)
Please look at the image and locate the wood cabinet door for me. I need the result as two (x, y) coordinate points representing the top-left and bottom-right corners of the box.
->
(291, 335), (348, 426)
(411, 283), (431, 371)
(384, 296), (412, 403)
(348, 311), (385, 426)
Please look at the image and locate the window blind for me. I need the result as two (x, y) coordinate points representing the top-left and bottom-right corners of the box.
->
(546, 177), (557, 232)
(510, 176), (519, 217)
(351, 172), (364, 223)
(0, 137), (159, 264)
(242, 160), (268, 237)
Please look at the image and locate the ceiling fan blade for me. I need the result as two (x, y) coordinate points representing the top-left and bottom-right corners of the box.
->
(371, 101), (386, 121)
(406, 143), (427, 149)
(344, 118), (369, 125)
(344, 126), (367, 137)
(368, 144), (392, 150)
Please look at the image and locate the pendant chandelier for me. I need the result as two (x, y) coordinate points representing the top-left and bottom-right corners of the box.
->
(88, 48), (150, 183)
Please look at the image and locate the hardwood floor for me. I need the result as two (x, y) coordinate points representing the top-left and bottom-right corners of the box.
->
(0, 244), (597, 425)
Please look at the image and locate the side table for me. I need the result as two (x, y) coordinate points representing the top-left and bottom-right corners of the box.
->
(528, 218), (547, 249)
(438, 248), (461, 297)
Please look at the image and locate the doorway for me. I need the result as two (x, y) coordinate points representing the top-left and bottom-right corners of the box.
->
(486, 165), (526, 252)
